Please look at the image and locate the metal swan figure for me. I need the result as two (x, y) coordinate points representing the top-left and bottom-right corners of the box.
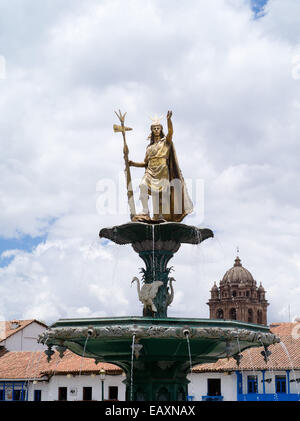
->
(131, 277), (163, 315)
(166, 277), (176, 306)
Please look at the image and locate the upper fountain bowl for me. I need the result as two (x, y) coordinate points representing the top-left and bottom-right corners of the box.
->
(99, 222), (214, 246)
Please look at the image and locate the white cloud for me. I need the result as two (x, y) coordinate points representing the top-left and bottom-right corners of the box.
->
(0, 0), (299, 324)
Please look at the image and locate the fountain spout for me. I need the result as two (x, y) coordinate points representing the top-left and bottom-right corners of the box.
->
(260, 345), (272, 364)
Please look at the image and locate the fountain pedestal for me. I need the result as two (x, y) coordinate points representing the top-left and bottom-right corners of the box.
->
(100, 222), (213, 318)
(125, 361), (189, 401)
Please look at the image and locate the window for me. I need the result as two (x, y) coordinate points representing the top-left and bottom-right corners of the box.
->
(34, 390), (42, 401)
(0, 390), (4, 401)
(207, 379), (221, 396)
(216, 309), (224, 319)
(13, 390), (25, 401)
(276, 376), (286, 393)
(257, 310), (263, 324)
(58, 387), (67, 401)
(247, 376), (258, 394)
(83, 387), (92, 401)
(232, 290), (237, 297)
(109, 386), (118, 400)
(248, 309), (253, 323)
(229, 308), (237, 320)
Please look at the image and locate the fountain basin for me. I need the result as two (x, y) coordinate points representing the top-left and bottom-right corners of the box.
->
(99, 222), (213, 246)
(39, 317), (279, 401)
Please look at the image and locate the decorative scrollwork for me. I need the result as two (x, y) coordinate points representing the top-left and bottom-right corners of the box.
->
(44, 345), (55, 362)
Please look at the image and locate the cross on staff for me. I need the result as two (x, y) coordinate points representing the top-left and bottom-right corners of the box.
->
(113, 110), (136, 219)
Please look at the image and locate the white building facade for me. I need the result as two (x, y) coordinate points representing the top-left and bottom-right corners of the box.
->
(26, 373), (126, 401)
(0, 320), (47, 351)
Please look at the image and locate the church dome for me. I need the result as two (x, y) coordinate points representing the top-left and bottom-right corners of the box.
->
(221, 256), (254, 285)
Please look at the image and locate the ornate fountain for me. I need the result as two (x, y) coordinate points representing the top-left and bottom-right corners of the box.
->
(39, 111), (280, 401)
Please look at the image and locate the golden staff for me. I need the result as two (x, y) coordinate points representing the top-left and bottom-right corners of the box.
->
(113, 110), (136, 219)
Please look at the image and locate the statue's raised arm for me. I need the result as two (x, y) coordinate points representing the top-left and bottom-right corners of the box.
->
(166, 110), (173, 143)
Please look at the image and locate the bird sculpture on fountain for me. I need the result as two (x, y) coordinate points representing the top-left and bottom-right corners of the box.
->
(131, 276), (163, 316)
(166, 277), (176, 306)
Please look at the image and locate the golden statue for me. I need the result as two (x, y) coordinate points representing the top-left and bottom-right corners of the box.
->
(114, 110), (193, 223)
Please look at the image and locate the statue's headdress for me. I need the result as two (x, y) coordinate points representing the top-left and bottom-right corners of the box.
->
(150, 114), (164, 126)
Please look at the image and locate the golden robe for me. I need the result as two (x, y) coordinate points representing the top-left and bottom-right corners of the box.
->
(141, 138), (170, 193)
(140, 137), (193, 222)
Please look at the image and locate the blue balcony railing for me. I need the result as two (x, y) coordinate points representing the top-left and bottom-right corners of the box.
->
(238, 393), (300, 402)
(202, 395), (223, 401)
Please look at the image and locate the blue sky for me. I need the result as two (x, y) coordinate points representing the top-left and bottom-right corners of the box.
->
(0, 0), (300, 324)
(0, 216), (56, 267)
(251, 0), (268, 16)
(0, 234), (47, 267)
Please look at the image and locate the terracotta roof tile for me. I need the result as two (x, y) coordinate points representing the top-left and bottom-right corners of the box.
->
(0, 349), (122, 379)
(193, 322), (300, 372)
(40, 350), (122, 376)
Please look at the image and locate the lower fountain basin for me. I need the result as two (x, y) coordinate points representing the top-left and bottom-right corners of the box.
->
(39, 317), (279, 401)
(39, 316), (279, 365)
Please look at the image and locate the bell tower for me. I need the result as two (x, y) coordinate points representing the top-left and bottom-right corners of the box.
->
(207, 255), (269, 325)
